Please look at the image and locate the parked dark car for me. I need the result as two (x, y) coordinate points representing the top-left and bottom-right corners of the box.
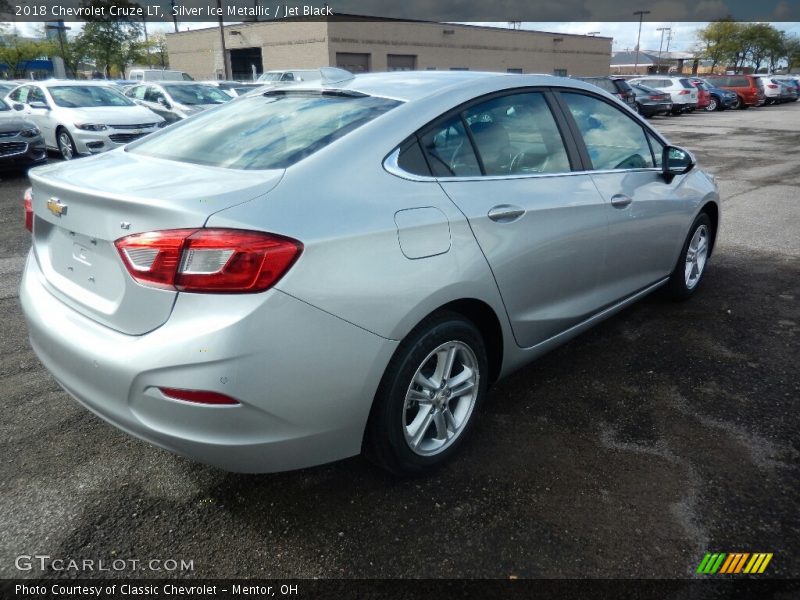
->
(690, 78), (738, 111)
(629, 84), (673, 117)
(574, 76), (636, 109)
(0, 98), (47, 171)
(703, 74), (765, 109)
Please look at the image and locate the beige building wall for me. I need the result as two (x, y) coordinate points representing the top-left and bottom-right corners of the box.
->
(328, 21), (611, 76)
(166, 20), (611, 80)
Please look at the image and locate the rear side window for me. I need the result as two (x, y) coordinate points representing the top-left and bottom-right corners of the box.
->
(129, 92), (401, 170)
(562, 92), (655, 170)
(679, 79), (694, 89)
(419, 116), (481, 177)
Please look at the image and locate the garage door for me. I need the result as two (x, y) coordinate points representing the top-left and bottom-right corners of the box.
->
(387, 54), (417, 71)
(336, 53), (370, 73)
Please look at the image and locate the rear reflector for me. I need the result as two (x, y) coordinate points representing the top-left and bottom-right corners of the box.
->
(158, 387), (240, 405)
(23, 188), (33, 233)
(115, 228), (302, 293)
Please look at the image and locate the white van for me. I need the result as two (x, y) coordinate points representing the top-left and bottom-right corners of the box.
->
(128, 69), (194, 82)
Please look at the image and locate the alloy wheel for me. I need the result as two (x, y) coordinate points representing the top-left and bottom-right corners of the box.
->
(402, 340), (479, 456)
(684, 224), (709, 290)
(58, 132), (74, 160)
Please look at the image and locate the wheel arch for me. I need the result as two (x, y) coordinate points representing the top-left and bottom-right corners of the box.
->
(700, 200), (720, 257)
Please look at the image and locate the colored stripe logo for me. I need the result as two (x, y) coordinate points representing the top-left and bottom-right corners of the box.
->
(697, 552), (773, 574)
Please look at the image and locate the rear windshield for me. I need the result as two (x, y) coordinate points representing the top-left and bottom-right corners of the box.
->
(49, 85), (135, 108)
(128, 91), (401, 170)
(679, 78), (694, 89)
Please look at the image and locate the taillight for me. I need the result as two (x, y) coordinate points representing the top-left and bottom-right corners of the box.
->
(115, 228), (302, 293)
(158, 387), (240, 405)
(767, 84), (778, 89)
(23, 187), (33, 232)
(678, 90), (690, 95)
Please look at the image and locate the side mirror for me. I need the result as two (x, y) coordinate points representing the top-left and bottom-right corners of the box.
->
(662, 145), (695, 182)
(13, 103), (24, 111)
(29, 101), (50, 110)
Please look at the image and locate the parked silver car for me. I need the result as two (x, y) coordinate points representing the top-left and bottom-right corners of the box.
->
(0, 97), (47, 170)
(4, 81), (165, 160)
(124, 82), (231, 123)
(629, 76), (699, 114)
(20, 72), (720, 475)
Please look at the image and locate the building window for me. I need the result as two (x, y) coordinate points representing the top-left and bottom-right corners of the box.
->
(507, 68), (523, 74)
(450, 67), (469, 71)
(426, 67), (437, 70)
(336, 52), (370, 73)
(387, 54), (417, 71)
(553, 68), (568, 77)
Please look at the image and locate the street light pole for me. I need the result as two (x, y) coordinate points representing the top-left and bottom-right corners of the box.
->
(657, 27), (671, 74)
(633, 10), (650, 75)
(216, 0), (229, 80)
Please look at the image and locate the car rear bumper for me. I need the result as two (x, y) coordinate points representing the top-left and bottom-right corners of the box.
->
(20, 251), (397, 472)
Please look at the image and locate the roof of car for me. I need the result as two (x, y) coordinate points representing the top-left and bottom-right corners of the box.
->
(272, 71), (593, 103)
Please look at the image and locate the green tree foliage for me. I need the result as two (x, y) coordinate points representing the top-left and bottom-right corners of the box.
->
(0, 36), (56, 78)
(80, 0), (144, 77)
(697, 21), (794, 73)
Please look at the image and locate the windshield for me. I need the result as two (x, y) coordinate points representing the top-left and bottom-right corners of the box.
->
(129, 92), (401, 170)
(49, 85), (135, 108)
(163, 84), (231, 105)
(258, 73), (283, 82)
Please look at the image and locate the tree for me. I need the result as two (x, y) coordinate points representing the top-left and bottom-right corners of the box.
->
(784, 36), (800, 72)
(0, 36), (56, 78)
(80, 0), (144, 77)
(696, 20), (742, 71)
(739, 23), (783, 73)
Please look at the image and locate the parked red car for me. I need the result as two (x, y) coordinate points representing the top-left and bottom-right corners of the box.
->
(690, 80), (711, 109)
(703, 74), (765, 109)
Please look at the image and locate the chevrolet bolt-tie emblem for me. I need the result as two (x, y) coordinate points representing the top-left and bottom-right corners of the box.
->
(46, 197), (68, 217)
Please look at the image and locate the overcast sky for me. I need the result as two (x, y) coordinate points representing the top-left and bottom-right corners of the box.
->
(6, 20), (800, 53)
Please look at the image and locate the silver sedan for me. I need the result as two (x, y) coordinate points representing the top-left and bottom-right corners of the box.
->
(20, 72), (720, 475)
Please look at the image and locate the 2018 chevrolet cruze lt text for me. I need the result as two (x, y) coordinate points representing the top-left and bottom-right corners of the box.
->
(20, 72), (720, 475)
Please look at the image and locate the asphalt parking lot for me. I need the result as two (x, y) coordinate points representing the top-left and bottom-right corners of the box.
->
(0, 104), (798, 580)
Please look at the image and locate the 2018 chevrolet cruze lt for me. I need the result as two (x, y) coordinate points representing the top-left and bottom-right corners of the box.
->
(20, 72), (719, 475)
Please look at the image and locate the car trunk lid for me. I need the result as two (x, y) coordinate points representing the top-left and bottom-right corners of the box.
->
(28, 150), (283, 335)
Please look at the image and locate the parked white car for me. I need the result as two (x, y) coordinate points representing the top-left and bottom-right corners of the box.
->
(128, 69), (193, 82)
(755, 75), (788, 104)
(256, 69), (324, 84)
(628, 76), (699, 114)
(5, 81), (165, 160)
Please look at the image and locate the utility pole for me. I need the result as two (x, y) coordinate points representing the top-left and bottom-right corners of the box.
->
(633, 10), (650, 75)
(216, 0), (229, 79)
(46, 21), (71, 78)
(657, 27), (671, 74)
(170, 0), (179, 33)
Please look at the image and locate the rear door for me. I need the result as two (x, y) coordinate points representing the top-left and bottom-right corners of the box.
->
(556, 90), (688, 303)
(429, 90), (610, 348)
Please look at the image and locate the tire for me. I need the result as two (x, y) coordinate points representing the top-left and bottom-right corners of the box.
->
(667, 213), (713, 301)
(731, 95), (742, 110)
(57, 128), (77, 160)
(705, 97), (718, 112)
(364, 312), (489, 476)
(671, 107), (682, 115)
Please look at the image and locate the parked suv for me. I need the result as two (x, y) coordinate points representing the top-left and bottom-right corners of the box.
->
(628, 77), (698, 114)
(690, 78), (738, 111)
(703, 74), (765, 109)
(573, 77), (636, 109)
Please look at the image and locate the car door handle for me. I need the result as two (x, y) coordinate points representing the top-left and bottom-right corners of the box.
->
(610, 194), (633, 209)
(488, 205), (525, 223)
